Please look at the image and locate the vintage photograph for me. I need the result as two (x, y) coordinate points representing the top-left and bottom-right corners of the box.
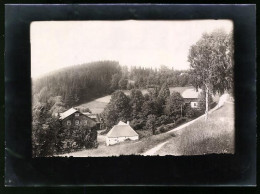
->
(31, 20), (234, 157)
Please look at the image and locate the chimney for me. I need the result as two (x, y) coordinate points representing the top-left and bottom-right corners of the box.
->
(127, 121), (130, 125)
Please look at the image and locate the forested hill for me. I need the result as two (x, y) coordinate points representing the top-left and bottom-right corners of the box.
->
(32, 61), (122, 107)
(32, 60), (192, 110)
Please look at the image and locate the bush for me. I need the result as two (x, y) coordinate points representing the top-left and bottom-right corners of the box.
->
(156, 115), (170, 126)
(210, 102), (217, 109)
(136, 130), (153, 138)
(185, 107), (203, 119)
(130, 118), (146, 130)
(175, 117), (189, 125)
(165, 123), (176, 130)
(145, 114), (157, 134)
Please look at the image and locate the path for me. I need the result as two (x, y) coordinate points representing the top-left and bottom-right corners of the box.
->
(142, 93), (231, 156)
(142, 141), (169, 156)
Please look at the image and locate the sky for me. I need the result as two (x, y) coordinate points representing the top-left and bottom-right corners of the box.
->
(31, 20), (233, 78)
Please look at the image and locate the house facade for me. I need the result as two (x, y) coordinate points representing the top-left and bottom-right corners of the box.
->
(59, 108), (97, 129)
(181, 88), (202, 108)
(106, 121), (139, 146)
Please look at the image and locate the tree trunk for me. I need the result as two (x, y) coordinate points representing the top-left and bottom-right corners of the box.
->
(205, 85), (209, 121)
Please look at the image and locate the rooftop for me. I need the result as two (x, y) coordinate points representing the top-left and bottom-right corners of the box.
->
(106, 121), (138, 138)
(59, 108), (78, 120)
(181, 88), (202, 99)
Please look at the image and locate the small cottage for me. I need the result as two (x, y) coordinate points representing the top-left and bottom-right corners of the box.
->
(106, 121), (139, 146)
(181, 88), (202, 108)
(59, 108), (97, 128)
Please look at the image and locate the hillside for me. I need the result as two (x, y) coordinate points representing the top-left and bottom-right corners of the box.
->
(152, 100), (234, 155)
(32, 60), (193, 111)
(32, 61), (121, 107)
(59, 96), (234, 157)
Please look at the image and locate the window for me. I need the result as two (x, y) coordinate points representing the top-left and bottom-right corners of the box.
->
(75, 120), (80, 125)
(194, 102), (197, 107)
(67, 120), (71, 125)
(75, 113), (79, 117)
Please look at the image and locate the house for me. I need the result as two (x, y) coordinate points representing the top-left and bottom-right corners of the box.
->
(181, 88), (202, 108)
(83, 112), (102, 130)
(59, 108), (97, 128)
(106, 121), (139, 146)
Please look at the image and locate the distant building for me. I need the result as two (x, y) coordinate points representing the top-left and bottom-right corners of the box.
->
(181, 88), (202, 108)
(106, 121), (139, 146)
(59, 108), (97, 128)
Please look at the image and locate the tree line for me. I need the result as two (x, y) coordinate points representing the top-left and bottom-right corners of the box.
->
(101, 85), (212, 135)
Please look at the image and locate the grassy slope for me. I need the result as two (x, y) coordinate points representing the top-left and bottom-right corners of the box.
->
(59, 101), (234, 157)
(155, 102), (235, 155)
(59, 131), (176, 157)
(76, 86), (193, 114)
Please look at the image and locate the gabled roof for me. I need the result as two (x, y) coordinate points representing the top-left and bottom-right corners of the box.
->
(106, 121), (138, 138)
(59, 108), (78, 120)
(60, 108), (97, 123)
(181, 88), (202, 99)
(117, 121), (127, 125)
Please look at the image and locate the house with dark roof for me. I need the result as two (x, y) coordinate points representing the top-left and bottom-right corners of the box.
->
(106, 121), (139, 146)
(59, 108), (97, 129)
(181, 88), (202, 108)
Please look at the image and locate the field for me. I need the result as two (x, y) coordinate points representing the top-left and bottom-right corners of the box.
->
(59, 98), (234, 157)
(77, 86), (193, 114)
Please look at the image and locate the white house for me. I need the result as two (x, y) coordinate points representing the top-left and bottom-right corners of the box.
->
(106, 121), (139, 146)
(181, 88), (202, 108)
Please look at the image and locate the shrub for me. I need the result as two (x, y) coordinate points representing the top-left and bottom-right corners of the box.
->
(156, 115), (170, 126)
(175, 117), (189, 125)
(210, 101), (217, 109)
(165, 123), (176, 130)
(145, 114), (157, 134)
(130, 118), (146, 130)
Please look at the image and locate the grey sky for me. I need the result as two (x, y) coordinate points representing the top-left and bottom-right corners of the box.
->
(31, 20), (233, 78)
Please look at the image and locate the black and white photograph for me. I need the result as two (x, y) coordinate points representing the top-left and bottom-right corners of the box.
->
(31, 20), (235, 157)
(4, 4), (256, 187)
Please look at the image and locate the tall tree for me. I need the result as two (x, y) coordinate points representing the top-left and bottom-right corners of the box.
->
(110, 73), (121, 91)
(129, 89), (144, 119)
(188, 29), (234, 120)
(197, 89), (213, 112)
(102, 91), (131, 128)
(164, 92), (184, 119)
(145, 114), (157, 135)
(118, 77), (128, 90)
(158, 83), (170, 105)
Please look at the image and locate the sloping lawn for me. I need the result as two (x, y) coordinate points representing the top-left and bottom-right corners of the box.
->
(154, 102), (235, 156)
